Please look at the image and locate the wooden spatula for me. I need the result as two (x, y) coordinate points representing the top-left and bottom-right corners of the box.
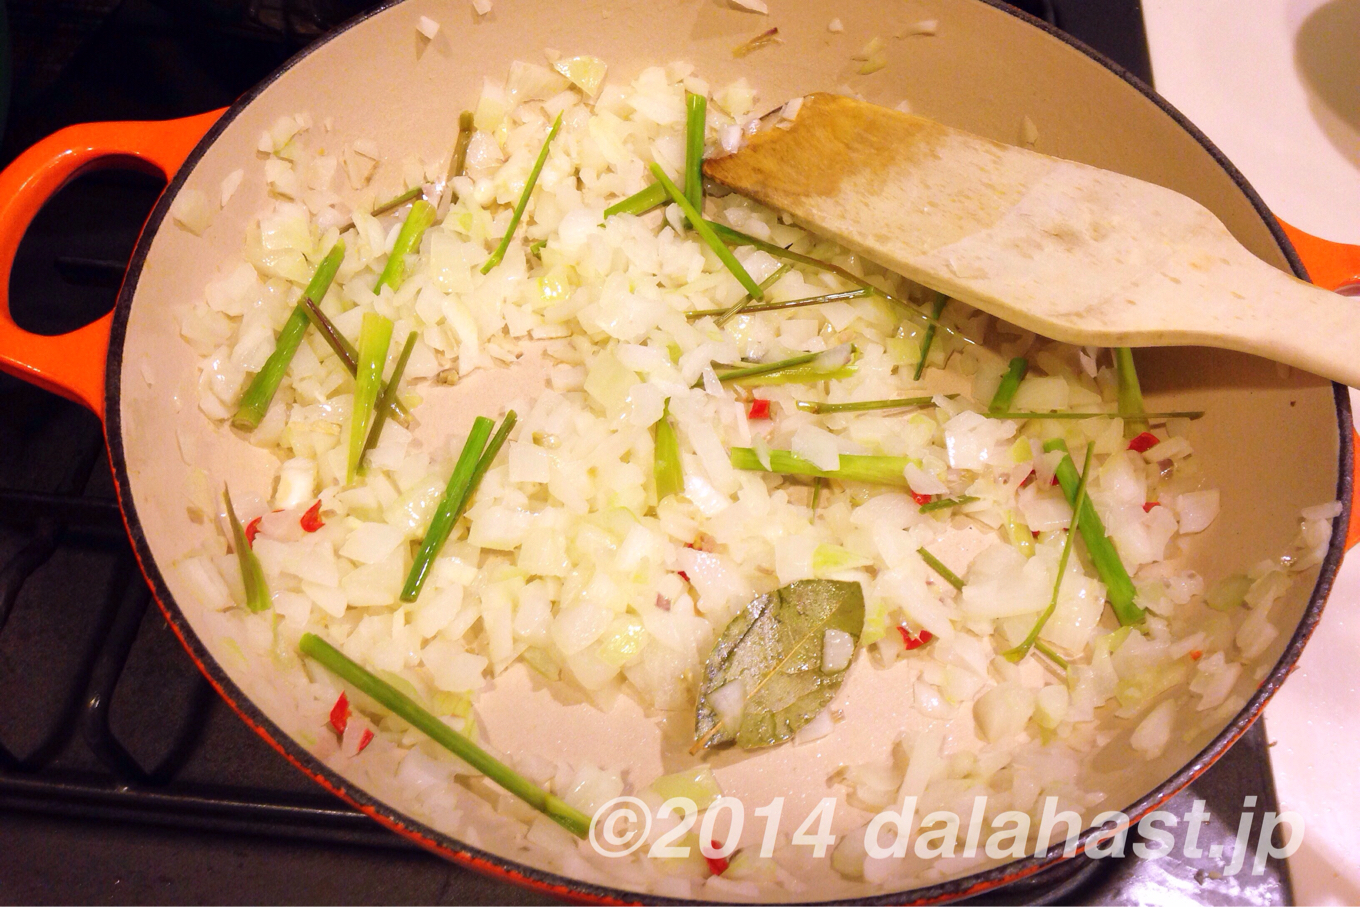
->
(703, 93), (1360, 387)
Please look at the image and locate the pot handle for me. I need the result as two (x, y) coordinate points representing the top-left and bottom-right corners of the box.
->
(0, 110), (224, 419)
(1278, 219), (1360, 551)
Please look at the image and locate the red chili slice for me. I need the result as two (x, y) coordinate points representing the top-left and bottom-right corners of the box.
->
(244, 517), (263, 547)
(705, 841), (729, 876)
(910, 490), (932, 506)
(1143, 501), (1160, 513)
(897, 627), (934, 650)
(329, 691), (350, 734)
(1127, 431), (1159, 454)
(300, 500), (325, 532)
(1050, 474), (1059, 486)
(746, 398), (771, 420)
(356, 728), (375, 753)
(678, 571), (690, 584)
(1189, 650), (1203, 661)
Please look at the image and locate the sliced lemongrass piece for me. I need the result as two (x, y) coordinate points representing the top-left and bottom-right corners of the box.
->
(401, 417), (494, 602)
(684, 92), (707, 211)
(688, 287), (871, 320)
(1046, 438), (1142, 625)
(300, 297), (410, 427)
(358, 330), (416, 474)
(913, 291), (947, 380)
(1114, 347), (1148, 437)
(795, 394), (941, 414)
(299, 633), (590, 837)
(347, 312), (393, 483)
(224, 485), (270, 612)
(233, 241), (345, 431)
(371, 186), (422, 217)
(917, 546), (964, 591)
(482, 112), (563, 274)
(375, 199), (436, 293)
(1004, 444), (1095, 663)
(603, 182), (667, 218)
(984, 410), (1204, 421)
(730, 447), (912, 486)
(988, 356), (1028, 414)
(716, 263), (790, 327)
(649, 163), (763, 298)
(654, 399), (684, 502)
(919, 494), (979, 514)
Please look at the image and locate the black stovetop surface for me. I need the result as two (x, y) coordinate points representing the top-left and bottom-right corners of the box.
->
(0, 1), (1292, 903)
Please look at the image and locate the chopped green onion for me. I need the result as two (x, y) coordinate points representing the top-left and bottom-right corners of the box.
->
(375, 199), (436, 293)
(1004, 444), (1095, 663)
(684, 92), (707, 211)
(298, 633), (590, 837)
(654, 399), (684, 502)
(359, 330), (416, 474)
(709, 350), (818, 385)
(348, 313), (393, 483)
(447, 110), (475, 197)
(989, 357), (1028, 414)
(649, 163), (763, 298)
(224, 485), (270, 612)
(919, 495), (979, 514)
(796, 395), (940, 414)
(482, 113), (563, 274)
(913, 292), (948, 381)
(917, 547), (964, 591)
(984, 410), (1204, 421)
(730, 447), (912, 486)
(371, 186), (422, 217)
(300, 297), (410, 427)
(717, 263), (790, 327)
(1045, 438), (1143, 625)
(707, 344), (856, 388)
(1034, 640), (1069, 671)
(1114, 347), (1148, 437)
(529, 239), (547, 257)
(603, 182), (667, 218)
(688, 288), (871, 320)
(233, 241), (345, 431)
(402, 413), (516, 602)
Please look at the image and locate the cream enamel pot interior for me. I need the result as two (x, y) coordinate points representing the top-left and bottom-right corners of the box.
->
(0, 0), (1356, 902)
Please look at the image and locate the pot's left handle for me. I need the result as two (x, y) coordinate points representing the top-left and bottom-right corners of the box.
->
(0, 110), (224, 419)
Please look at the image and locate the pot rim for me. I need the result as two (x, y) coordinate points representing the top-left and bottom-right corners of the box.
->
(100, 0), (1353, 902)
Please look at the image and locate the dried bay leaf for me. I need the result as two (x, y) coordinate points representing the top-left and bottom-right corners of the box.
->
(694, 579), (864, 750)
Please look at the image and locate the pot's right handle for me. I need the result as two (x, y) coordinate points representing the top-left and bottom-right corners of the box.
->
(1279, 219), (1360, 551)
(0, 111), (223, 419)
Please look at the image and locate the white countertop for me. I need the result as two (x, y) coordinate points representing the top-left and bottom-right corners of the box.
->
(1142, 2), (1360, 902)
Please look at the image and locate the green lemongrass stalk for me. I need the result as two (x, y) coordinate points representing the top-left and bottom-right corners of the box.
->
(917, 547), (964, 591)
(796, 394), (940, 414)
(603, 182), (667, 218)
(1045, 438), (1143, 625)
(224, 485), (270, 612)
(654, 399), (684, 502)
(299, 297), (410, 427)
(649, 163), (763, 298)
(705, 220), (969, 342)
(708, 350), (818, 385)
(233, 241), (345, 431)
(371, 186), (422, 217)
(402, 417), (494, 601)
(688, 288), (871, 320)
(730, 447), (912, 486)
(447, 110), (475, 197)
(375, 200), (436, 293)
(684, 92), (707, 211)
(298, 633), (590, 837)
(348, 313), (394, 483)
(1114, 347), (1148, 437)
(1004, 444), (1095, 663)
(738, 362), (857, 387)
(402, 413), (516, 602)
(984, 410), (1204, 421)
(482, 113), (563, 274)
(913, 292), (948, 381)
(358, 330), (416, 474)
(717, 263), (790, 327)
(989, 357), (1028, 414)
(919, 495), (979, 514)
(708, 344), (856, 388)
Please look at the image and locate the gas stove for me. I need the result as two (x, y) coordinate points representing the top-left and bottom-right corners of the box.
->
(0, 1), (1295, 902)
